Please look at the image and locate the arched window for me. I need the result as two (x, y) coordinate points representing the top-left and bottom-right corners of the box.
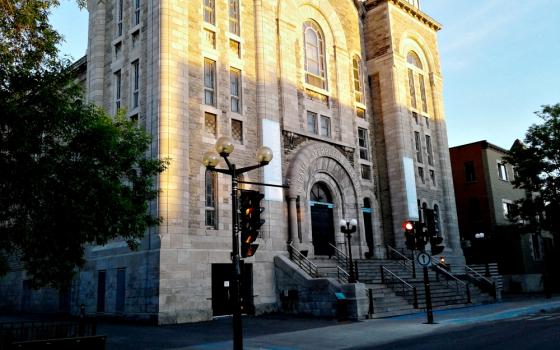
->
(310, 182), (332, 203)
(205, 170), (217, 228)
(406, 50), (428, 113)
(303, 21), (327, 90)
(352, 56), (363, 103)
(434, 204), (441, 235)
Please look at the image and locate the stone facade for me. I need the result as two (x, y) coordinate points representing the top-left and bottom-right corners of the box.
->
(0, 0), (465, 323)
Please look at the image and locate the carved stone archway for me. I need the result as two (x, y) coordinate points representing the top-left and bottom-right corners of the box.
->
(286, 142), (366, 257)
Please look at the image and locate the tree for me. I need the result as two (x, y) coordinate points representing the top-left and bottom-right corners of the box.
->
(0, 0), (168, 288)
(505, 104), (560, 295)
(505, 104), (560, 234)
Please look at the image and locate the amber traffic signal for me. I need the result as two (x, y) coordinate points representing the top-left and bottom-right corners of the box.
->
(239, 190), (265, 258)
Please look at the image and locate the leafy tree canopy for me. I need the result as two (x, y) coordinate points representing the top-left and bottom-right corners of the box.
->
(504, 104), (560, 234)
(0, 0), (167, 288)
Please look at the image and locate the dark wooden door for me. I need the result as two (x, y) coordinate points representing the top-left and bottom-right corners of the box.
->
(311, 203), (335, 256)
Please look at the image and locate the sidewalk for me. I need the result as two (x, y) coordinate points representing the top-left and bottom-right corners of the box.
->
(97, 295), (560, 350)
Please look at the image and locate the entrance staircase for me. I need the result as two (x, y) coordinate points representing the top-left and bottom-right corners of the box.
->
(288, 243), (498, 318)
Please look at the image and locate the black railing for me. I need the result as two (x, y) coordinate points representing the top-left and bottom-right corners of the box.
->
(0, 319), (97, 349)
(465, 265), (497, 300)
(288, 242), (320, 278)
(431, 264), (471, 304)
(386, 245), (416, 279)
(329, 243), (349, 272)
(380, 266), (418, 308)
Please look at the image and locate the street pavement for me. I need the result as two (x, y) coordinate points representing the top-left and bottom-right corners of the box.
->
(95, 295), (560, 350)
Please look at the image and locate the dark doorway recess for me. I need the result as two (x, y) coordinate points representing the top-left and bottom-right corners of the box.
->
(310, 182), (335, 256)
(212, 263), (254, 316)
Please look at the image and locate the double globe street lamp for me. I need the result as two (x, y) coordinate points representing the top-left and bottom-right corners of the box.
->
(202, 136), (273, 350)
(340, 218), (358, 283)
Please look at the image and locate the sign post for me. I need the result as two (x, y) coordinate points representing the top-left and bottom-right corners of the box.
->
(417, 251), (434, 324)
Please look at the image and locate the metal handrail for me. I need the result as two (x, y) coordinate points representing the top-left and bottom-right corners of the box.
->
(465, 265), (497, 299)
(465, 265), (493, 285)
(288, 242), (320, 278)
(431, 264), (471, 303)
(386, 245), (411, 261)
(336, 266), (349, 284)
(380, 266), (418, 308)
(386, 245), (416, 278)
(329, 243), (349, 271)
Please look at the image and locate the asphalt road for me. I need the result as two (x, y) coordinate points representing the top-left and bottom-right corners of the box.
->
(360, 312), (560, 350)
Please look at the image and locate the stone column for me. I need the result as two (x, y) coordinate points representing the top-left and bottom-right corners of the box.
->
(86, 0), (106, 106)
(288, 196), (300, 245)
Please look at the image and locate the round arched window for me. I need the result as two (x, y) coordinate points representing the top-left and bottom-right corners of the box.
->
(310, 182), (332, 203)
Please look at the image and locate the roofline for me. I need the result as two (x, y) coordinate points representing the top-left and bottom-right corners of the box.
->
(363, 0), (443, 31)
(450, 140), (511, 154)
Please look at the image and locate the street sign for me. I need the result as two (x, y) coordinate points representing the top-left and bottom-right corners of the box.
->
(417, 252), (432, 267)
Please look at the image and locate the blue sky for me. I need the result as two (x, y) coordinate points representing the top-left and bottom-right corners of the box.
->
(50, 0), (560, 149)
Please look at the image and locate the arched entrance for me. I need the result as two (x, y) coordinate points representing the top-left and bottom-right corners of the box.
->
(310, 182), (335, 256)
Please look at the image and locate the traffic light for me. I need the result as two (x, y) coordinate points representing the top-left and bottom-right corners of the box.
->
(430, 236), (445, 255)
(239, 190), (265, 258)
(403, 221), (416, 250)
(415, 222), (428, 251)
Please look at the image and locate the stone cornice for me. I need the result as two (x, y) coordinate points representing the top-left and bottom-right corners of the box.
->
(364, 0), (442, 31)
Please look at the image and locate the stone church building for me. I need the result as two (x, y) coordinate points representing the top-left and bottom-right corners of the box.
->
(0, 0), (466, 323)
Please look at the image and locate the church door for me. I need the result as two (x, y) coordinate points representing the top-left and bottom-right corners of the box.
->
(310, 183), (335, 256)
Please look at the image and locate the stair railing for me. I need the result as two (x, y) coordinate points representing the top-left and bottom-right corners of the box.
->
(329, 243), (349, 272)
(336, 266), (349, 284)
(386, 245), (416, 279)
(465, 265), (497, 300)
(380, 266), (419, 308)
(431, 264), (471, 304)
(288, 242), (320, 278)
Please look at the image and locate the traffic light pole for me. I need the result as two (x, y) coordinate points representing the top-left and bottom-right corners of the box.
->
(423, 265), (434, 324)
(229, 162), (243, 350)
(210, 155), (270, 350)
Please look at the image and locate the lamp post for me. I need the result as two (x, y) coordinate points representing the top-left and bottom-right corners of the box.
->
(202, 136), (273, 350)
(474, 232), (491, 277)
(340, 219), (358, 283)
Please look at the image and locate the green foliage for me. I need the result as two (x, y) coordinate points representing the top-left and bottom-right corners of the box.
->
(0, 0), (168, 288)
(504, 104), (560, 234)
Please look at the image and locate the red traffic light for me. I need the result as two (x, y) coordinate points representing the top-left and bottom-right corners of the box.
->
(403, 221), (414, 231)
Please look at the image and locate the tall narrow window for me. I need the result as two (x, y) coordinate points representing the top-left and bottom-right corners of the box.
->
(418, 167), (425, 184)
(407, 52), (423, 110)
(205, 170), (217, 228)
(303, 21), (327, 90)
(117, 0), (123, 36)
(498, 162), (509, 181)
(352, 56), (363, 103)
(361, 164), (372, 180)
(407, 69), (417, 109)
(134, 0), (140, 26)
(358, 128), (370, 161)
(230, 68), (241, 113)
(229, 0), (240, 35)
(307, 111), (318, 134)
(97, 270), (106, 312)
(203, 0), (215, 25)
(419, 75), (428, 113)
(132, 60), (139, 109)
(205, 112), (217, 136)
(425, 135), (433, 165)
(114, 70), (121, 111)
(204, 58), (216, 106)
(320, 116), (331, 137)
(231, 119), (243, 143)
(414, 131), (423, 163)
